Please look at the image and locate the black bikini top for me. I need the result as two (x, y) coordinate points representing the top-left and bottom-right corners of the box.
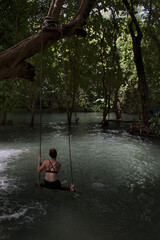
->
(45, 160), (58, 174)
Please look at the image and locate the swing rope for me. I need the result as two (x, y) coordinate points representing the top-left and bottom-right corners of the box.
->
(60, 25), (74, 185)
(39, 29), (44, 183)
(38, 23), (73, 186)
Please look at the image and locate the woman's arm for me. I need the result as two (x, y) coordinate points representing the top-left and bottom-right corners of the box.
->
(37, 156), (46, 173)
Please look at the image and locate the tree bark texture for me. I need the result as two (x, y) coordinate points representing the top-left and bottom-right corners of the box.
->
(113, 89), (121, 120)
(129, 22), (151, 125)
(0, 111), (7, 126)
(0, 0), (95, 81)
(123, 0), (151, 125)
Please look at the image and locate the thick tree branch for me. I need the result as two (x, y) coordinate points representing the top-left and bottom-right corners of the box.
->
(74, 0), (95, 21)
(122, 0), (142, 39)
(0, 0), (96, 81)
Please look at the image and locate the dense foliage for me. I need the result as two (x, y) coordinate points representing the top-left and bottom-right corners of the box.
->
(0, 0), (160, 126)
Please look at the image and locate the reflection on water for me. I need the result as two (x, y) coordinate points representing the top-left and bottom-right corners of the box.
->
(0, 111), (160, 240)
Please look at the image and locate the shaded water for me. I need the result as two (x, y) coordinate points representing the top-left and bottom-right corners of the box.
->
(0, 111), (160, 240)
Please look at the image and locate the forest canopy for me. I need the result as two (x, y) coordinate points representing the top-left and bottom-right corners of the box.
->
(0, 0), (160, 129)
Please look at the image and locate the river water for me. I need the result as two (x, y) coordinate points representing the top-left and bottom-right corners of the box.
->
(0, 111), (160, 240)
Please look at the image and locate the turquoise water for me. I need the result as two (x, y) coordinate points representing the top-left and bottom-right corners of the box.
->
(0, 111), (160, 240)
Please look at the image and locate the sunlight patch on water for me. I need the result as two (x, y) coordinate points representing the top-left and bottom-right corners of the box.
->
(0, 149), (28, 172)
(0, 148), (30, 193)
(0, 149), (26, 160)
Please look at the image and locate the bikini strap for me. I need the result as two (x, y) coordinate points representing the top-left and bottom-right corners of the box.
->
(49, 160), (58, 170)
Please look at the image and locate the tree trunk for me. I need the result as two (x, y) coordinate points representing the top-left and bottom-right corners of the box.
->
(99, 37), (110, 126)
(0, 0), (95, 81)
(0, 111), (7, 126)
(65, 38), (79, 128)
(129, 22), (151, 125)
(123, 0), (151, 125)
(113, 89), (121, 120)
(101, 91), (111, 126)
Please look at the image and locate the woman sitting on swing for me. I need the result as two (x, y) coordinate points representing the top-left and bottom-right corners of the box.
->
(37, 148), (75, 191)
